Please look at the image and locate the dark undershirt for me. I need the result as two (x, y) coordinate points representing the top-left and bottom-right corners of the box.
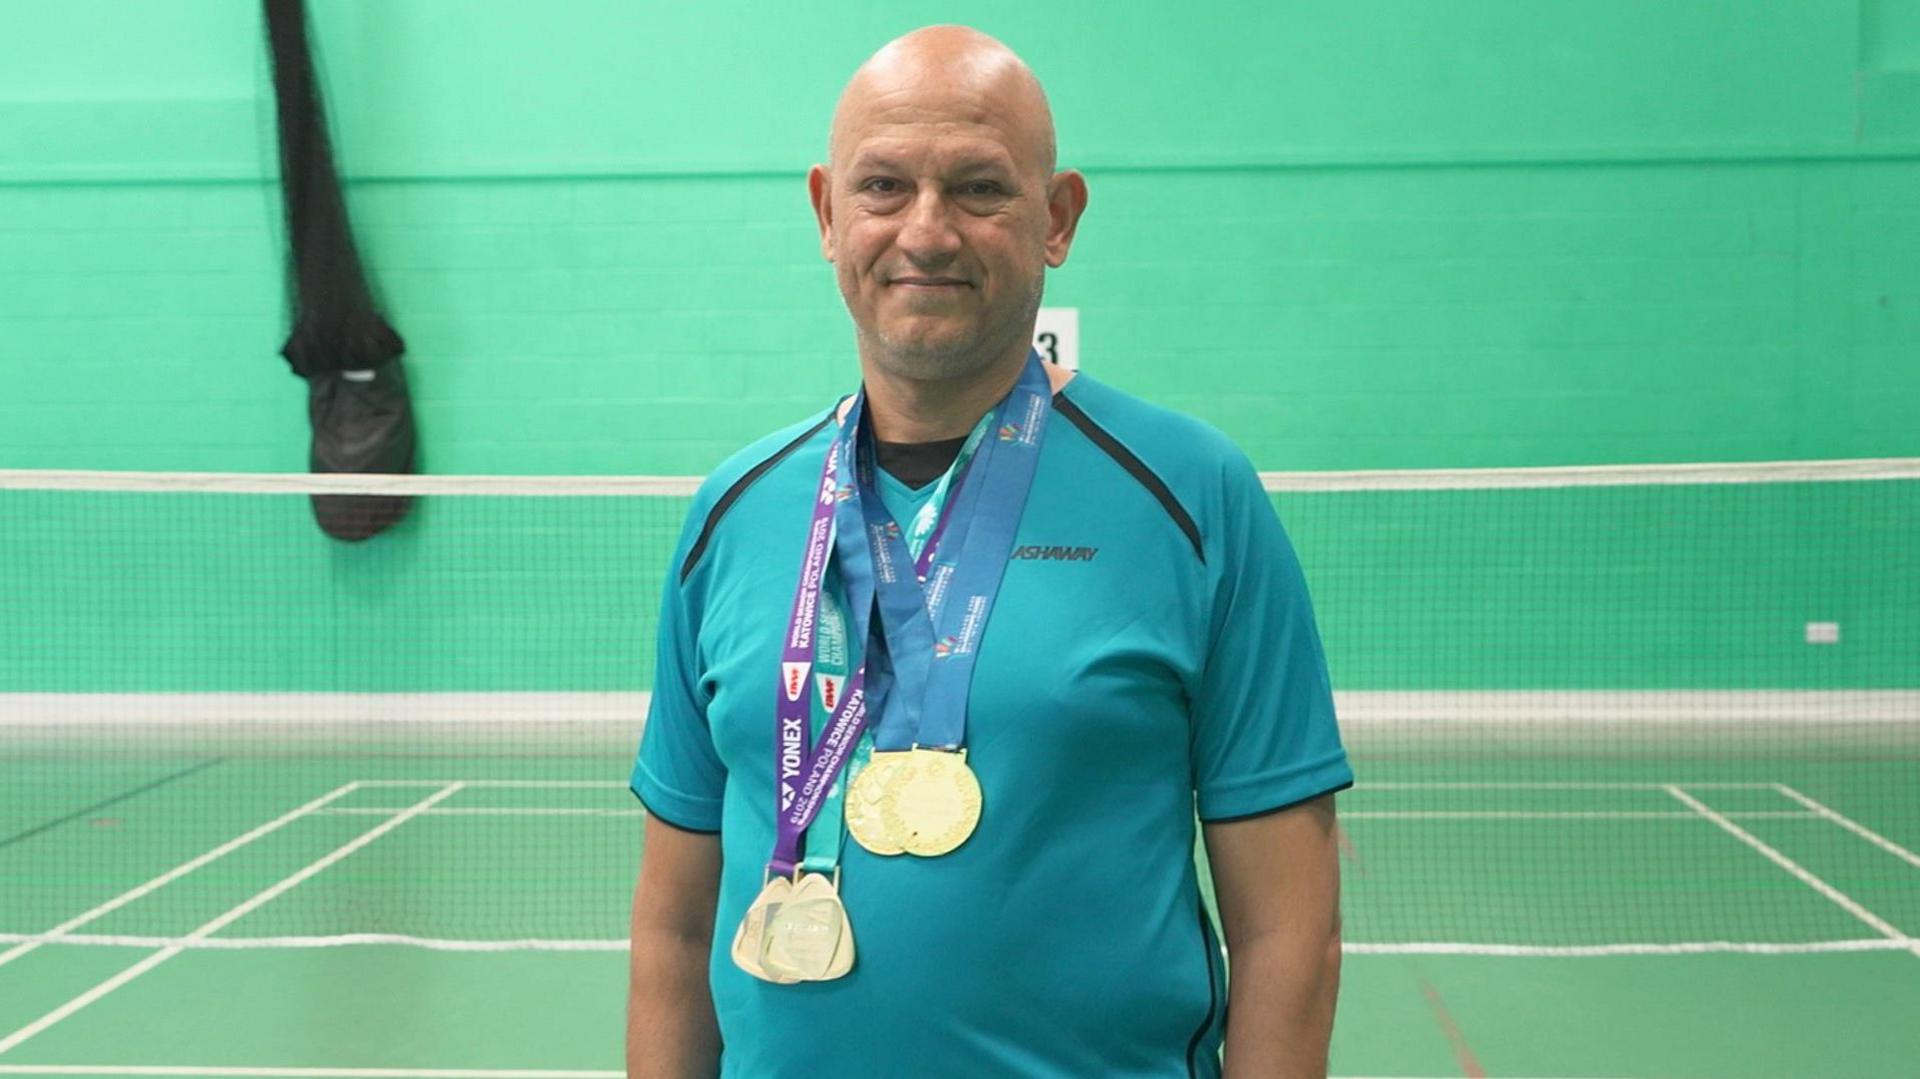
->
(874, 436), (967, 489)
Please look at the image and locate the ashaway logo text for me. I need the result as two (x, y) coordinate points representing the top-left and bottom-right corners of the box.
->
(1011, 545), (1098, 562)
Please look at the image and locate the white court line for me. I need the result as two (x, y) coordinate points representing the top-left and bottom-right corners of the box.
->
(0, 1070), (1610, 1079)
(1358, 782), (1772, 790)
(0, 1070), (1565, 1079)
(1664, 785), (1920, 960)
(1261, 456), (1920, 490)
(0, 929), (622, 952)
(323, 806), (1806, 820)
(0, 783), (362, 971)
(1345, 939), (1918, 956)
(0, 784), (464, 1057)
(1343, 811), (1818, 820)
(0, 1059), (622, 1067)
(316, 808), (641, 817)
(1772, 785), (1920, 871)
(0, 932), (625, 953)
(7, 931), (1913, 958)
(0, 692), (647, 725)
(0, 470), (701, 497)
(320, 803), (1827, 821)
(352, 780), (622, 789)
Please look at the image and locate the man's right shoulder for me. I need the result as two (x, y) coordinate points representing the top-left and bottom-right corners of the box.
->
(692, 408), (837, 510)
(677, 407), (837, 577)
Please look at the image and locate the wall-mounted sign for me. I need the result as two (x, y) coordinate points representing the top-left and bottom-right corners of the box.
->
(1034, 307), (1079, 370)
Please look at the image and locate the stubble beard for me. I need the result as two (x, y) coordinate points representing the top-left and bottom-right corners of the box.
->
(858, 272), (1045, 385)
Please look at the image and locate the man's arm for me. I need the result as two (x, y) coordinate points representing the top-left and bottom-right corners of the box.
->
(627, 813), (723, 1079)
(1203, 792), (1343, 1079)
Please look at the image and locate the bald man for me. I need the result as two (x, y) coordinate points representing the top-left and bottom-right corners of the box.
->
(627, 26), (1350, 1079)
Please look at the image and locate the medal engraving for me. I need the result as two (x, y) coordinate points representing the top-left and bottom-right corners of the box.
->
(847, 751), (911, 856)
(732, 875), (799, 983)
(759, 872), (856, 982)
(880, 748), (983, 857)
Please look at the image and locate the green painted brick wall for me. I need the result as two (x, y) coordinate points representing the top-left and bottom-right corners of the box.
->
(1, 2), (1915, 694)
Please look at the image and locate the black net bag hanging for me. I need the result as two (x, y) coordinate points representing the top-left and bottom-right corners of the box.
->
(264, 0), (416, 541)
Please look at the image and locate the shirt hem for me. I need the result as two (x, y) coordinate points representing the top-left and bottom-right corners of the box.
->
(629, 762), (724, 833)
(1195, 748), (1354, 822)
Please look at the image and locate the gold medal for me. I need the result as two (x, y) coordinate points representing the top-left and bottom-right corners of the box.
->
(731, 875), (798, 983)
(758, 871), (855, 982)
(846, 750), (911, 856)
(880, 747), (983, 857)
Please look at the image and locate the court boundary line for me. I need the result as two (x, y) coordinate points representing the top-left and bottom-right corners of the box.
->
(1341, 810), (1818, 820)
(8, 455), (1914, 496)
(5, 931), (1914, 958)
(1772, 785), (1920, 871)
(0, 933), (627, 953)
(5, 777), (1910, 964)
(317, 807), (643, 816)
(0, 470), (703, 497)
(353, 780), (624, 789)
(0, 782), (362, 971)
(4, 690), (1917, 725)
(1664, 785), (1920, 960)
(319, 806), (1821, 820)
(0, 1059), (629, 1067)
(1260, 455), (1920, 490)
(0, 1069), (1657, 1079)
(1345, 939), (1918, 956)
(0, 785), (464, 1057)
(0, 693), (646, 724)
(1362, 781), (1777, 789)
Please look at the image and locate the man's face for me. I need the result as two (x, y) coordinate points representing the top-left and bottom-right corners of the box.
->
(811, 78), (1061, 381)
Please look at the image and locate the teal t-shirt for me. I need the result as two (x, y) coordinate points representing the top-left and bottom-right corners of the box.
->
(632, 373), (1353, 1078)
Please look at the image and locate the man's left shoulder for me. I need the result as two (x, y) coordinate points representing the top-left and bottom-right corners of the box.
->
(1052, 374), (1260, 501)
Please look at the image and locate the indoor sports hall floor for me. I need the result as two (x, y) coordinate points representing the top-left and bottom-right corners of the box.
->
(2, 721), (1916, 1079)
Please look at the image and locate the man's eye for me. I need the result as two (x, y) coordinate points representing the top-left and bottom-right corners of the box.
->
(863, 178), (902, 194)
(960, 181), (1002, 197)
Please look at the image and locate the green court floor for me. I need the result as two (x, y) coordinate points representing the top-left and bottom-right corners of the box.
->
(2, 740), (1916, 1078)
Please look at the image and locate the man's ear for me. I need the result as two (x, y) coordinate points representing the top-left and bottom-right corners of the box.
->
(1042, 169), (1089, 269)
(807, 165), (836, 261)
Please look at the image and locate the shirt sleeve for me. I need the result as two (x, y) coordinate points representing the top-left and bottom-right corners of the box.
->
(1190, 451), (1354, 821)
(629, 519), (727, 833)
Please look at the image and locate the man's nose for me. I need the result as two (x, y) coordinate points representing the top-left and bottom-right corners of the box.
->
(896, 189), (962, 264)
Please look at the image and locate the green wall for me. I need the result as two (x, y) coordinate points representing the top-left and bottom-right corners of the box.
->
(4, 0), (1917, 473)
(1, 2), (1914, 693)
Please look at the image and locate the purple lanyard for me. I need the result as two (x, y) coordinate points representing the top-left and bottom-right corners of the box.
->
(767, 423), (872, 877)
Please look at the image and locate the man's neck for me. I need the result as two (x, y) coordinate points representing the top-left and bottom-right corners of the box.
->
(857, 344), (1030, 443)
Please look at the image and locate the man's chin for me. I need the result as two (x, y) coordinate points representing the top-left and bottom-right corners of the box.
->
(872, 320), (976, 364)
(869, 331), (998, 380)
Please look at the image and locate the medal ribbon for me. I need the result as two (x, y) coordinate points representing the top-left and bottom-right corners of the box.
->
(769, 352), (1050, 874)
(902, 417), (991, 577)
(847, 351), (1052, 753)
(798, 575), (852, 873)
(769, 434), (875, 878)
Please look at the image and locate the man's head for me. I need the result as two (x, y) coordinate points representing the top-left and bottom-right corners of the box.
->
(809, 26), (1088, 384)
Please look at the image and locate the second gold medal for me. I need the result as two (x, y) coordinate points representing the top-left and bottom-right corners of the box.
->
(846, 750), (911, 855)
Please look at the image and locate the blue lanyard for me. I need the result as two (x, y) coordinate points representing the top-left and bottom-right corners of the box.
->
(833, 351), (1052, 753)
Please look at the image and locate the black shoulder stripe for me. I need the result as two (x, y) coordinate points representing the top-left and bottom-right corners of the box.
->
(1052, 395), (1205, 563)
(680, 414), (833, 582)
